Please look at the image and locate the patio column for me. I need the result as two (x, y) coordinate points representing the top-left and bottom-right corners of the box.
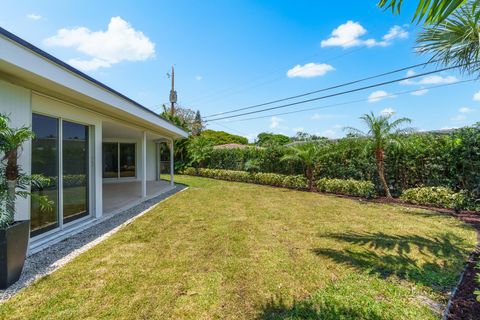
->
(170, 138), (174, 187)
(141, 131), (147, 198)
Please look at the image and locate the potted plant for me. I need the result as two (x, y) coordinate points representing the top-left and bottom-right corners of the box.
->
(0, 114), (50, 289)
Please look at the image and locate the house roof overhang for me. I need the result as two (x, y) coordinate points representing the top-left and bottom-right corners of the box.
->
(0, 27), (188, 139)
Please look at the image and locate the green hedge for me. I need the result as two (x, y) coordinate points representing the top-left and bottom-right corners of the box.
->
(399, 187), (477, 210)
(181, 167), (308, 190)
(199, 124), (480, 198)
(316, 178), (376, 198)
(204, 145), (303, 175)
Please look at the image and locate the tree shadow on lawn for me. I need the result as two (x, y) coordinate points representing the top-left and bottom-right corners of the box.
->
(313, 232), (471, 292)
(258, 297), (385, 320)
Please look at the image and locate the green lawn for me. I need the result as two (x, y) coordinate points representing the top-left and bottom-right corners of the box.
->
(1, 176), (477, 319)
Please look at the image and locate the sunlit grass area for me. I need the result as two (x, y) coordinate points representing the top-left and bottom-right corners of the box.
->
(0, 175), (476, 319)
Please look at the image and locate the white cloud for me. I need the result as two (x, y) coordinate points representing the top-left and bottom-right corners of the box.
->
(382, 25), (409, 41)
(292, 127), (304, 132)
(441, 126), (459, 130)
(320, 21), (407, 48)
(321, 21), (367, 48)
(410, 88), (429, 96)
(27, 13), (42, 20)
(44, 16), (155, 71)
(459, 107), (474, 113)
(380, 107), (395, 116)
(269, 116), (283, 129)
(451, 114), (467, 122)
(195, 75), (203, 81)
(417, 75), (458, 85)
(473, 90), (480, 101)
(406, 69), (416, 77)
(287, 63), (334, 78)
(368, 90), (389, 103)
(400, 70), (458, 85)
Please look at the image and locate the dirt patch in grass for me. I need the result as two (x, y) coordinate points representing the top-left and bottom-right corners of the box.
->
(446, 212), (480, 320)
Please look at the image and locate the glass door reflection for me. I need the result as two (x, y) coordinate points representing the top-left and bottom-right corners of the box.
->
(31, 114), (59, 236)
(62, 120), (89, 223)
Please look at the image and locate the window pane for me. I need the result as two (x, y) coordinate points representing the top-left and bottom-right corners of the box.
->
(63, 121), (89, 223)
(120, 143), (136, 177)
(31, 114), (59, 236)
(102, 143), (118, 178)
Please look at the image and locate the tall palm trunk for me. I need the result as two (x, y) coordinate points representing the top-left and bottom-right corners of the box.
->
(4, 149), (18, 224)
(375, 148), (392, 198)
(306, 166), (313, 191)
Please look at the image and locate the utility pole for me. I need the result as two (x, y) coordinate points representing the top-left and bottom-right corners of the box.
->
(169, 66), (177, 115)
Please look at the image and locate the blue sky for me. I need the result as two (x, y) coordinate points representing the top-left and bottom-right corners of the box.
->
(1, 1), (479, 140)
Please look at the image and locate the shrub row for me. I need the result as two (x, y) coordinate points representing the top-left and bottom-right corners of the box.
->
(316, 178), (376, 198)
(183, 168), (375, 198)
(181, 167), (308, 190)
(183, 168), (480, 209)
(198, 124), (480, 198)
(400, 186), (478, 210)
(44, 174), (87, 188)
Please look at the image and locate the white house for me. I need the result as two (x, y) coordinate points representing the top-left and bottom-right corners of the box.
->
(0, 27), (188, 253)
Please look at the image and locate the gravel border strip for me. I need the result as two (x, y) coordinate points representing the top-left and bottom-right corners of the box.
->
(0, 184), (187, 302)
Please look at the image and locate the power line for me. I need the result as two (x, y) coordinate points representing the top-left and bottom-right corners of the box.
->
(186, 38), (367, 106)
(205, 63), (472, 122)
(219, 80), (474, 123)
(210, 122), (250, 136)
(204, 60), (439, 118)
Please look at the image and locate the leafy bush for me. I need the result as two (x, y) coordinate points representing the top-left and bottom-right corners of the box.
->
(282, 175), (308, 190)
(181, 168), (307, 190)
(400, 187), (474, 210)
(316, 178), (376, 198)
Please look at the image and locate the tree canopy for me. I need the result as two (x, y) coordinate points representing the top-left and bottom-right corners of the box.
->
(256, 132), (291, 146)
(200, 130), (248, 145)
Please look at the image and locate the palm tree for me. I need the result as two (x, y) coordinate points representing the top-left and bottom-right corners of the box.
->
(187, 136), (213, 174)
(345, 112), (412, 198)
(281, 142), (321, 190)
(416, 2), (480, 77)
(0, 114), (50, 227)
(378, 0), (470, 24)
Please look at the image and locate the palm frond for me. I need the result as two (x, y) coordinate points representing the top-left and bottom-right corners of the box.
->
(378, 0), (469, 24)
(417, 1), (480, 76)
(343, 126), (366, 137)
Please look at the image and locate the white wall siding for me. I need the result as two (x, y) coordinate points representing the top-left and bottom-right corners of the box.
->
(0, 80), (32, 221)
(146, 140), (157, 181)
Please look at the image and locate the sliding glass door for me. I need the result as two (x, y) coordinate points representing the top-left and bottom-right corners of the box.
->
(102, 142), (136, 178)
(31, 114), (59, 236)
(31, 114), (91, 236)
(62, 120), (89, 223)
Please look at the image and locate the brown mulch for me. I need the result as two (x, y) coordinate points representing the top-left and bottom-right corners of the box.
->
(446, 211), (480, 320)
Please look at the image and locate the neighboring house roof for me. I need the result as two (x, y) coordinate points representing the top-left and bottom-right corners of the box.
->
(213, 143), (255, 149)
(0, 26), (188, 138)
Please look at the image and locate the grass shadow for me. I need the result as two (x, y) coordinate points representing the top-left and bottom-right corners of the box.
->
(313, 232), (471, 291)
(258, 297), (386, 320)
